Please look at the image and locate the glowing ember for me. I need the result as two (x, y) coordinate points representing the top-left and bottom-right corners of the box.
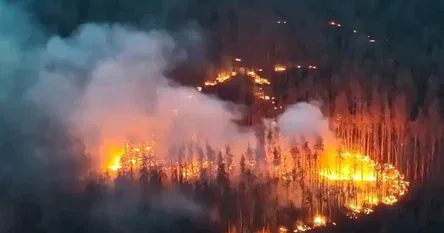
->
(216, 71), (232, 83)
(313, 214), (327, 227)
(274, 64), (287, 72)
(204, 68), (271, 87)
(204, 80), (218, 86)
(329, 21), (341, 28)
(293, 222), (311, 232)
(246, 69), (271, 85)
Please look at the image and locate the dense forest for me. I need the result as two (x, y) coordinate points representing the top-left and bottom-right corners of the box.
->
(1, 1), (444, 233)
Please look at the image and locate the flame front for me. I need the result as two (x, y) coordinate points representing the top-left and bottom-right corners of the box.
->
(318, 151), (408, 217)
(108, 157), (122, 171)
(105, 138), (408, 230)
(204, 68), (271, 87)
(99, 59), (408, 232)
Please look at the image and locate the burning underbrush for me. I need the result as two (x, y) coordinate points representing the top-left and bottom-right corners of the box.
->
(102, 122), (408, 233)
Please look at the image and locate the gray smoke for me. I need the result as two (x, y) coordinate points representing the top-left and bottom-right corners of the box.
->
(277, 101), (334, 145)
(24, 23), (255, 169)
(0, 1), (241, 232)
(0, 2), (337, 232)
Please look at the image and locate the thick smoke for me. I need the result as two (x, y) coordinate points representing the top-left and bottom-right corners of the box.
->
(1, 0), (334, 175)
(26, 23), (256, 170)
(277, 101), (336, 147)
(0, 1), (242, 232)
(0, 1), (337, 232)
(0, 1), (83, 190)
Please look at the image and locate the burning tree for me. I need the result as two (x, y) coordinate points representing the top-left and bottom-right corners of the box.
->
(103, 118), (408, 233)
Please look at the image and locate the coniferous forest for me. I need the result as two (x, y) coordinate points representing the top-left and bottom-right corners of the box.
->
(1, 1), (444, 233)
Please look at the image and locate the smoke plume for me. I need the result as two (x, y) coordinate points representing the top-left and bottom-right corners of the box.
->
(0, 1), (337, 232)
(277, 101), (336, 147)
(0, 2), (245, 232)
(1, 1), (334, 176)
(24, 23), (255, 170)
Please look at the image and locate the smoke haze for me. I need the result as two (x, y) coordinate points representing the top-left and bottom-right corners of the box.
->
(0, 1), (338, 233)
(0, 2), (240, 232)
(0, 1), (336, 177)
(277, 101), (336, 148)
(25, 23), (258, 170)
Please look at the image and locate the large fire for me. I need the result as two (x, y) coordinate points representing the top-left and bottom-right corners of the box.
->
(100, 59), (409, 231)
(105, 134), (408, 230)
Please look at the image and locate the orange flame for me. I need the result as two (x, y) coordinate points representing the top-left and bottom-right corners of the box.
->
(274, 64), (287, 72)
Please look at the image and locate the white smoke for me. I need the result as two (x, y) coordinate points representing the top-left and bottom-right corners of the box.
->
(1, 1), (332, 175)
(26, 23), (256, 170)
(0, 1), (339, 232)
(277, 101), (334, 144)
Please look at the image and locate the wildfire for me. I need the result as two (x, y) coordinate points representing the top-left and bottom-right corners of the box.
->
(101, 93), (408, 232)
(276, 216), (327, 233)
(258, 95), (271, 100)
(108, 157), (122, 171)
(217, 71), (232, 83)
(319, 152), (377, 182)
(290, 215), (327, 233)
(274, 64), (287, 72)
(313, 214), (327, 227)
(204, 68), (271, 88)
(317, 151), (408, 217)
(204, 80), (218, 86)
(246, 70), (271, 85)
(204, 71), (234, 86)
(105, 139), (408, 229)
